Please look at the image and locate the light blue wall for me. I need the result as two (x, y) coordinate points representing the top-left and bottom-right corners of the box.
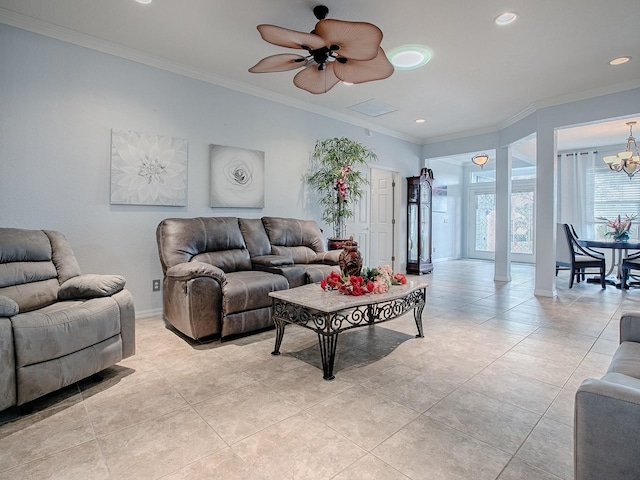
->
(0, 24), (422, 314)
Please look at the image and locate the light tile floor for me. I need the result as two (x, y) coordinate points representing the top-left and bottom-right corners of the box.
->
(2, 260), (638, 480)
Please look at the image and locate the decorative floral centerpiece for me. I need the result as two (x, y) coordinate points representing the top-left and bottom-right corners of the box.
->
(597, 214), (638, 241)
(320, 265), (407, 296)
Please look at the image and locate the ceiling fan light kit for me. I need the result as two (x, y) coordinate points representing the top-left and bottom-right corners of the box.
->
(387, 45), (432, 70)
(472, 153), (490, 168)
(249, 5), (394, 94)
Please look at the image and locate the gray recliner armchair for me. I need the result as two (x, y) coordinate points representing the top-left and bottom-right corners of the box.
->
(574, 312), (640, 479)
(0, 228), (135, 412)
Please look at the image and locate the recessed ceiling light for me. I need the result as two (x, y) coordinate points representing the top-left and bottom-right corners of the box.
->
(135, 0), (152, 4)
(342, 81), (354, 86)
(609, 56), (631, 66)
(494, 12), (518, 26)
(387, 45), (432, 71)
(415, 118), (426, 124)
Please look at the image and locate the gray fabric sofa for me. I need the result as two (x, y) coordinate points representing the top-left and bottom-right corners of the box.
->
(574, 312), (640, 479)
(0, 228), (135, 412)
(156, 216), (340, 341)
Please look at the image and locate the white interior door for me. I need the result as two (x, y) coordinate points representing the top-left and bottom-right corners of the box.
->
(370, 168), (397, 269)
(345, 170), (371, 263)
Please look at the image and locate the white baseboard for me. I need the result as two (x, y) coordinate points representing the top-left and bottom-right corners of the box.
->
(534, 289), (557, 298)
(135, 308), (163, 319)
(494, 276), (511, 282)
(432, 257), (457, 263)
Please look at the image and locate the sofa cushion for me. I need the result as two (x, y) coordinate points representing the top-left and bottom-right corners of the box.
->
(11, 297), (122, 368)
(0, 229), (83, 312)
(271, 245), (319, 264)
(239, 218), (272, 257)
(222, 271), (288, 315)
(608, 341), (640, 379)
(0, 295), (19, 316)
(0, 228), (59, 312)
(45, 230), (82, 284)
(59, 274), (126, 300)
(262, 217), (325, 250)
(157, 217), (252, 272)
(251, 255), (294, 267)
(192, 250), (251, 273)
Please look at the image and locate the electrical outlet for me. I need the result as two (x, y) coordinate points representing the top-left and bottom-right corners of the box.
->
(152, 279), (161, 292)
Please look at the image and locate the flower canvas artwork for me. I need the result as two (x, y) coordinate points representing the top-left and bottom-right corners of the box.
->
(110, 129), (188, 206)
(210, 145), (265, 208)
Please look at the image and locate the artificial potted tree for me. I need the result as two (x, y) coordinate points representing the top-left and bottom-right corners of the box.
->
(306, 137), (377, 249)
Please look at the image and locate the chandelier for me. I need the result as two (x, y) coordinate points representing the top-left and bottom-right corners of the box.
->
(603, 121), (640, 178)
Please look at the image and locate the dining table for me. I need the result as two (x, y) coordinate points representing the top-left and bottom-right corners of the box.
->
(577, 238), (640, 287)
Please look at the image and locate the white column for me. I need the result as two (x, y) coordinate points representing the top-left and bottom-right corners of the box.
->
(534, 121), (557, 297)
(494, 146), (512, 282)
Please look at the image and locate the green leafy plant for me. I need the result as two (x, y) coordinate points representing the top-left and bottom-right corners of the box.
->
(306, 137), (377, 239)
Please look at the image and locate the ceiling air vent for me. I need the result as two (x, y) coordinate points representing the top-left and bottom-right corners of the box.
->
(348, 99), (398, 117)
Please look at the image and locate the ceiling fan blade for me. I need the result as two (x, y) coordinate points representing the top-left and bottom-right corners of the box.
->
(333, 48), (394, 84)
(293, 63), (340, 94)
(314, 19), (382, 61)
(249, 54), (308, 73)
(256, 24), (326, 50)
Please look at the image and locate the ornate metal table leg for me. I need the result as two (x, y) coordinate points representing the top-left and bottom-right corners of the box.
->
(317, 315), (339, 380)
(414, 288), (425, 338)
(271, 315), (285, 356)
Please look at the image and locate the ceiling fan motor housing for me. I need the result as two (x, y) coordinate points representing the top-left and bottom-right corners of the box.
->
(313, 5), (329, 20)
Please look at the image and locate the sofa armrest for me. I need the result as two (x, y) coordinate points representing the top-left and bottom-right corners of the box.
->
(251, 255), (294, 267)
(620, 313), (640, 343)
(58, 274), (125, 300)
(166, 261), (227, 286)
(0, 318), (16, 410)
(0, 295), (19, 316)
(575, 375), (640, 480)
(312, 250), (342, 265)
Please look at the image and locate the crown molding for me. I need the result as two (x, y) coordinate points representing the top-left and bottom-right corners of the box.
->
(0, 8), (421, 145)
(496, 104), (537, 131)
(534, 79), (640, 110)
(421, 125), (499, 145)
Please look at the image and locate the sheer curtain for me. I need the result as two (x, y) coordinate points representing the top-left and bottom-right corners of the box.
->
(557, 151), (596, 238)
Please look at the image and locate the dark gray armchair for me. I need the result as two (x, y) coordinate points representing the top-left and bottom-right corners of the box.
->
(0, 228), (135, 411)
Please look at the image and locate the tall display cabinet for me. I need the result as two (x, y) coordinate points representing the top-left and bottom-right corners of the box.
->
(406, 168), (434, 275)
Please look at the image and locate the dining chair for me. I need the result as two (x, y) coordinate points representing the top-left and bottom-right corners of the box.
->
(621, 251), (640, 288)
(557, 223), (606, 288)
(556, 223), (583, 275)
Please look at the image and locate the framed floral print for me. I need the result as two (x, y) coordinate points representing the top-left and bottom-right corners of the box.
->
(210, 144), (265, 208)
(110, 129), (188, 206)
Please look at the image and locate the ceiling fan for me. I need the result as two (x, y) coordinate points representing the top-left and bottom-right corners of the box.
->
(249, 5), (394, 94)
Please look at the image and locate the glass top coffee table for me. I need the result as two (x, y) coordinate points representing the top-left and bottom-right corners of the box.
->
(269, 281), (427, 380)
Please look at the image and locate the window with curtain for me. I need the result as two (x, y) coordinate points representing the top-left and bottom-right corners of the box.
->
(592, 161), (640, 240)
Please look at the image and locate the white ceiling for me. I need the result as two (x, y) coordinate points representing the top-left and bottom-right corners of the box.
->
(1, 0), (638, 146)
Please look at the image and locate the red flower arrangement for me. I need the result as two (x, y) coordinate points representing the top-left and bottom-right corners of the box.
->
(320, 266), (407, 296)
